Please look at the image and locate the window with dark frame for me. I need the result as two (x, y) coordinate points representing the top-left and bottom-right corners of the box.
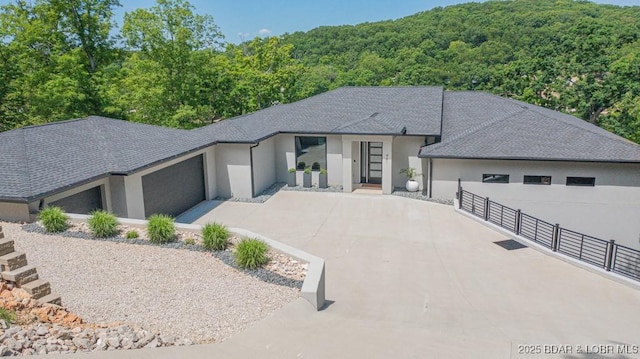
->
(566, 176), (595, 186)
(523, 175), (551, 185)
(482, 174), (509, 183)
(295, 136), (327, 170)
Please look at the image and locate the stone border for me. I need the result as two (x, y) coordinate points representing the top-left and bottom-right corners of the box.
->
(453, 199), (640, 292)
(66, 214), (326, 310)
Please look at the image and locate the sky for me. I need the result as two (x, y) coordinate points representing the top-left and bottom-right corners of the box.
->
(1, 0), (639, 44)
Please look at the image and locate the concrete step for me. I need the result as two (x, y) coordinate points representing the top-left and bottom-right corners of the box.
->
(0, 251), (27, 272)
(1, 265), (39, 286)
(21, 279), (51, 300)
(37, 293), (61, 306)
(0, 238), (15, 257)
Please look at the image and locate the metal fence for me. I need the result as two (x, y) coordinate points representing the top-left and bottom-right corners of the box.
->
(458, 188), (640, 282)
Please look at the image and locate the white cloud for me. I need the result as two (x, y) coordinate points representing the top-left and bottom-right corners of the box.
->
(258, 28), (272, 36)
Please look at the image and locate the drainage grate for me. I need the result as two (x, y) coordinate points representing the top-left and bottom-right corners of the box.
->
(494, 239), (528, 251)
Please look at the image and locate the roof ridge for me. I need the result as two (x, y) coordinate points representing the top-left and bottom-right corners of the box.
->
(332, 112), (380, 131)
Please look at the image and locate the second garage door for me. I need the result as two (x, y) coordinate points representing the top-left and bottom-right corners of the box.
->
(142, 155), (205, 218)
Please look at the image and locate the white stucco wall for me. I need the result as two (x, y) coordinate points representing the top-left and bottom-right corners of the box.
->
(430, 158), (640, 249)
(109, 176), (127, 218)
(215, 143), (252, 199)
(275, 134), (295, 183)
(326, 135), (343, 186)
(275, 134), (343, 187)
(252, 136), (276, 196)
(392, 136), (425, 190)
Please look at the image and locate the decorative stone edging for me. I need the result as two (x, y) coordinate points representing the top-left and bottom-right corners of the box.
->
(66, 215), (326, 311)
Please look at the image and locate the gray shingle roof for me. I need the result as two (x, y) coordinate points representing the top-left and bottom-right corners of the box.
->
(0, 117), (207, 202)
(418, 92), (640, 162)
(195, 86), (443, 140)
(2, 88), (640, 202)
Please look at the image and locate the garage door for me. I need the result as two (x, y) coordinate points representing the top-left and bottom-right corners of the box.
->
(142, 155), (205, 218)
(49, 186), (103, 214)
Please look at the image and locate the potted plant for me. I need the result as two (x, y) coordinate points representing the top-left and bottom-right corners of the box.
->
(400, 167), (419, 192)
(287, 168), (296, 187)
(319, 168), (328, 189)
(297, 162), (306, 170)
(312, 162), (321, 171)
(303, 167), (312, 188)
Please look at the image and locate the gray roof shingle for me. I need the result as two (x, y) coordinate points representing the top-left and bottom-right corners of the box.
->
(418, 92), (640, 162)
(2, 88), (639, 202)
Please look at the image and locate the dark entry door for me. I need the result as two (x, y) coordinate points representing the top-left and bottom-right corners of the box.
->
(367, 142), (383, 184)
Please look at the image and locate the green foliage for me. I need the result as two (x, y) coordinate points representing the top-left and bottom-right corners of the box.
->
(147, 214), (175, 244)
(0, 307), (15, 324)
(0, 0), (639, 143)
(320, 168), (328, 175)
(288, 167), (296, 173)
(38, 207), (69, 233)
(87, 210), (119, 238)
(400, 167), (417, 180)
(234, 238), (269, 270)
(125, 230), (139, 239)
(184, 237), (196, 245)
(202, 222), (230, 250)
(303, 167), (311, 174)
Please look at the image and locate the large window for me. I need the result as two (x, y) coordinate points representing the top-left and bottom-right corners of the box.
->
(566, 177), (595, 186)
(482, 174), (509, 183)
(524, 175), (551, 185)
(295, 136), (327, 170)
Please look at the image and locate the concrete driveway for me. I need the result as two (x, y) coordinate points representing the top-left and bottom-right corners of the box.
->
(53, 191), (640, 359)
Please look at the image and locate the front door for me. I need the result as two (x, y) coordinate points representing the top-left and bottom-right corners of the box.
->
(360, 142), (383, 184)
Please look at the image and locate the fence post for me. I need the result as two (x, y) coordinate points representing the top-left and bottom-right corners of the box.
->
(515, 209), (521, 235)
(484, 197), (490, 221)
(458, 190), (463, 210)
(552, 224), (560, 252)
(605, 240), (615, 271)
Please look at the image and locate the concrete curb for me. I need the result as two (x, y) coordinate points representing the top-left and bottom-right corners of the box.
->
(452, 200), (640, 291)
(66, 214), (326, 310)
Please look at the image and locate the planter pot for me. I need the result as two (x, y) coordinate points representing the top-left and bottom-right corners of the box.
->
(405, 179), (419, 192)
(287, 172), (296, 187)
(319, 173), (328, 189)
(303, 172), (312, 188)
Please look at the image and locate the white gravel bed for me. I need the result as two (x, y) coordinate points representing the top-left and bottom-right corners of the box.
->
(1, 222), (301, 344)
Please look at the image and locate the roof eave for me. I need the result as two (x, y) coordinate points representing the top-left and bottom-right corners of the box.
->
(417, 154), (640, 164)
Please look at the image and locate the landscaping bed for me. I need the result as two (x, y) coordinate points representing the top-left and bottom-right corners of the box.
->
(0, 220), (306, 355)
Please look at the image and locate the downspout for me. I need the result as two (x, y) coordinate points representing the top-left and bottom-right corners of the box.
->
(428, 158), (433, 198)
(249, 142), (260, 197)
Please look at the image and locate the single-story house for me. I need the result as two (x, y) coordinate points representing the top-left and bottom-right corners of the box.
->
(1, 87), (639, 248)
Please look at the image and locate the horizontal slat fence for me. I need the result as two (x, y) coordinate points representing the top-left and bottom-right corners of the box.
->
(458, 188), (640, 283)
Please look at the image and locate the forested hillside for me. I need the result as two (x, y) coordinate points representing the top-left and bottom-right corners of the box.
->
(1, 0), (639, 144)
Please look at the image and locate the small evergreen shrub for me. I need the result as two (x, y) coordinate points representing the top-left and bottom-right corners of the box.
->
(288, 167), (296, 173)
(125, 230), (139, 239)
(0, 308), (15, 324)
(38, 206), (69, 233)
(184, 237), (196, 245)
(202, 222), (229, 250)
(87, 210), (119, 238)
(147, 214), (175, 244)
(234, 238), (269, 270)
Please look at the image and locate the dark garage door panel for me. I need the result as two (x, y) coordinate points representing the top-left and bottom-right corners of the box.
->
(142, 155), (205, 218)
(50, 186), (103, 214)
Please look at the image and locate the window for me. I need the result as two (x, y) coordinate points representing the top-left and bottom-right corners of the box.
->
(295, 136), (326, 170)
(524, 175), (551, 185)
(482, 174), (509, 183)
(566, 177), (595, 186)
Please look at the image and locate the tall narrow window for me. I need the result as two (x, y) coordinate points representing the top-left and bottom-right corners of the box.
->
(482, 174), (509, 183)
(566, 177), (595, 186)
(295, 136), (327, 170)
(524, 175), (551, 185)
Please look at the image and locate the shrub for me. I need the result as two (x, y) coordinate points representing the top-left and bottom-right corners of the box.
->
(234, 238), (269, 270)
(296, 162), (306, 170)
(184, 238), (196, 245)
(38, 206), (69, 233)
(312, 161), (320, 170)
(0, 308), (15, 324)
(87, 210), (118, 238)
(202, 222), (229, 251)
(147, 214), (175, 244)
(125, 230), (139, 239)
(288, 167), (296, 173)
(303, 167), (311, 174)
(320, 168), (328, 175)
